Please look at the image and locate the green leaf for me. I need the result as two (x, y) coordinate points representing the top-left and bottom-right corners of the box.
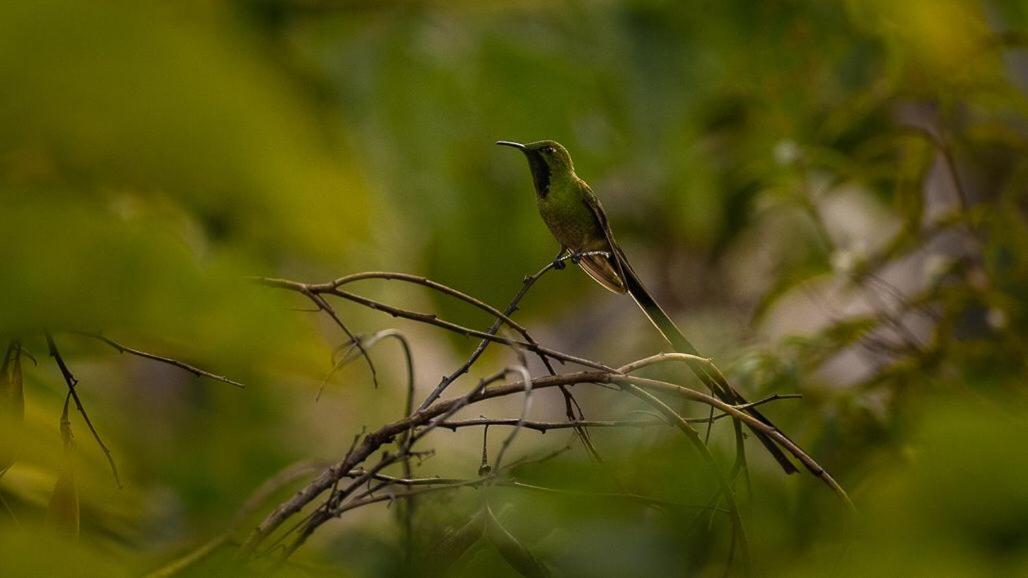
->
(45, 469), (80, 540)
(0, 341), (24, 476)
(45, 399), (79, 540)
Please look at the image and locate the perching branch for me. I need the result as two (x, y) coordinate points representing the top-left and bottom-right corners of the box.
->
(238, 258), (852, 571)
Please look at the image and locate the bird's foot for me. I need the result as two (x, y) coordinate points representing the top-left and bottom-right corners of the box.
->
(552, 259), (566, 270)
(570, 252), (582, 265)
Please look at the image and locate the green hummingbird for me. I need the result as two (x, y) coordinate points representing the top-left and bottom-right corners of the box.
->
(497, 139), (799, 475)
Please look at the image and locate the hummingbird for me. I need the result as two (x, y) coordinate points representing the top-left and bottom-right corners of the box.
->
(497, 139), (799, 475)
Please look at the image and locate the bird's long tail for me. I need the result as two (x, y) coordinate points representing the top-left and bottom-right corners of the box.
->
(616, 257), (800, 475)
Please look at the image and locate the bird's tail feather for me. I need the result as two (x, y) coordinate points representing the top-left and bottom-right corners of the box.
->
(617, 255), (800, 475)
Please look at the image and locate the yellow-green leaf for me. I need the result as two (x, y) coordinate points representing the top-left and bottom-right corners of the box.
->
(45, 469), (80, 540)
(45, 397), (79, 540)
(0, 341), (24, 476)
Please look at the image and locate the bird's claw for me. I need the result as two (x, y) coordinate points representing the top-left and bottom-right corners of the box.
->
(570, 253), (582, 265)
(552, 259), (566, 270)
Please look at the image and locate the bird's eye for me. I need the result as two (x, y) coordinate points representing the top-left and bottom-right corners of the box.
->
(545, 146), (554, 154)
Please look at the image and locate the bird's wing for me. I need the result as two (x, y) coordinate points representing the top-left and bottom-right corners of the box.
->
(579, 254), (626, 293)
(577, 182), (628, 294)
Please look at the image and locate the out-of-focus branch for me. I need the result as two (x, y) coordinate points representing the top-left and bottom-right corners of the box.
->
(73, 332), (246, 388)
(44, 333), (121, 488)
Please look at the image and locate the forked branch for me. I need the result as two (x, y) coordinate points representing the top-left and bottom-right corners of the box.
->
(238, 260), (852, 572)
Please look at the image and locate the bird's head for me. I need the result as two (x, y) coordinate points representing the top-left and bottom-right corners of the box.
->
(496, 139), (574, 197)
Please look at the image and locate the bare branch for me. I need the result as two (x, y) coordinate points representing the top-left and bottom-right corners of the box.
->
(440, 417), (670, 431)
(261, 257), (612, 470)
(239, 258), (851, 568)
(297, 286), (379, 388)
(238, 366), (848, 562)
(258, 277), (614, 374)
(328, 272), (534, 341)
(74, 332), (245, 388)
(412, 251), (610, 410)
(45, 333), (121, 488)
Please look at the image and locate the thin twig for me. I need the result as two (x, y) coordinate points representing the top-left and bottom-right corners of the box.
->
(262, 257), (609, 468)
(74, 332), (245, 388)
(621, 384), (750, 573)
(329, 271), (604, 465)
(411, 251), (611, 410)
(323, 260), (605, 471)
(442, 417), (669, 430)
(328, 272), (536, 344)
(259, 276), (613, 374)
(240, 258), (851, 567)
(299, 287), (379, 388)
(278, 368), (521, 560)
(492, 366), (533, 471)
(44, 333), (121, 488)
(618, 374), (853, 510)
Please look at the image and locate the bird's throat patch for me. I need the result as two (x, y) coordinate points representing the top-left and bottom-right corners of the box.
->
(526, 152), (551, 197)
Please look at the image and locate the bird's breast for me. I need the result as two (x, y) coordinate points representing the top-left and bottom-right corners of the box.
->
(537, 192), (602, 251)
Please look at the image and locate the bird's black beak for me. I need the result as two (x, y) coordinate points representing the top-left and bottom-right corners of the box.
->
(497, 140), (550, 196)
(496, 140), (526, 151)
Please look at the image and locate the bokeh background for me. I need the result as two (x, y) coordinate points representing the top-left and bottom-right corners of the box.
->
(1, 0), (1027, 576)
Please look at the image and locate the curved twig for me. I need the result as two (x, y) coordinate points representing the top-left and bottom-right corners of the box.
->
(328, 272), (534, 340)
(296, 286), (379, 388)
(622, 384), (750, 573)
(492, 366), (533, 471)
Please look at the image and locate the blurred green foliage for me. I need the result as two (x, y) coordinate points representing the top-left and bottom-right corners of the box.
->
(0, 0), (1026, 576)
